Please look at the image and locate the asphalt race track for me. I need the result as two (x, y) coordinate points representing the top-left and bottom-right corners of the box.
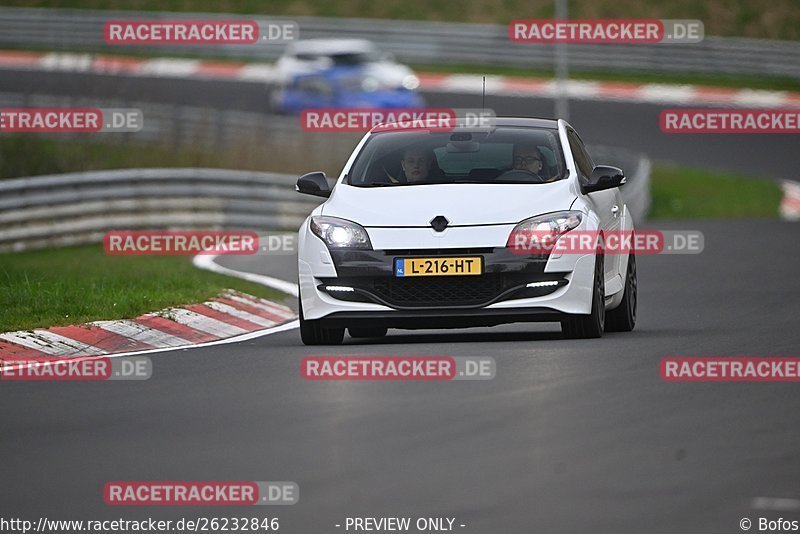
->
(1, 69), (799, 534)
(2, 220), (799, 533)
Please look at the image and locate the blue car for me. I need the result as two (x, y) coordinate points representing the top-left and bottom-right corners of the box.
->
(272, 65), (425, 114)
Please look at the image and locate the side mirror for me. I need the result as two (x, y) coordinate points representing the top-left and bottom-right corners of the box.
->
(296, 171), (331, 198)
(582, 165), (626, 194)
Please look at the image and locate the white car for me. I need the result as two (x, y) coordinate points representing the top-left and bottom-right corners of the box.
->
(272, 39), (419, 90)
(295, 117), (637, 345)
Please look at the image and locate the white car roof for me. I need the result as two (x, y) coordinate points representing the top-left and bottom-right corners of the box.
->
(285, 39), (378, 56)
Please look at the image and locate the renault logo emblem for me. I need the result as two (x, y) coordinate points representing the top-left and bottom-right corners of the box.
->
(430, 215), (449, 232)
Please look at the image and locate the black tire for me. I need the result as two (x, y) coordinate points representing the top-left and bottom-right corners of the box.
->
(561, 251), (605, 339)
(348, 327), (388, 339)
(299, 298), (344, 346)
(605, 254), (637, 332)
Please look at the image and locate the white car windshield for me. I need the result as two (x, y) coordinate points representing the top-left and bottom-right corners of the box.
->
(347, 127), (568, 186)
(292, 51), (383, 65)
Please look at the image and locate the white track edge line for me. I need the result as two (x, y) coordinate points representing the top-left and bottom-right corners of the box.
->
(193, 254), (299, 297)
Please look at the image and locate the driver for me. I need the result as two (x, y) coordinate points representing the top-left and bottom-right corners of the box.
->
(512, 143), (553, 181)
(401, 147), (434, 183)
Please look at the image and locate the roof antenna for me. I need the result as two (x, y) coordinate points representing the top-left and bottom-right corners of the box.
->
(481, 76), (486, 113)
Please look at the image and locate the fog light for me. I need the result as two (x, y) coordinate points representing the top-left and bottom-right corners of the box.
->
(526, 281), (559, 288)
(325, 285), (355, 292)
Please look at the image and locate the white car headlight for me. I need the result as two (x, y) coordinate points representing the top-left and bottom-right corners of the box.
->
(310, 216), (372, 249)
(401, 74), (420, 90)
(506, 211), (583, 250)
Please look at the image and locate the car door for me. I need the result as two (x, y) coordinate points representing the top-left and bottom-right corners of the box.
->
(567, 128), (621, 285)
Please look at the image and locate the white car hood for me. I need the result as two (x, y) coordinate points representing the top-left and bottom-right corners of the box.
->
(322, 180), (577, 227)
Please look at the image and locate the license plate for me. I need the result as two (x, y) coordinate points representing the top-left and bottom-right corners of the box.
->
(394, 257), (482, 277)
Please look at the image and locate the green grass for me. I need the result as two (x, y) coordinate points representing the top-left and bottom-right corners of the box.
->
(0, 245), (286, 332)
(0, 135), (328, 180)
(4, 0), (800, 40)
(0, 136), (237, 179)
(650, 163), (782, 219)
(0, 133), (359, 180)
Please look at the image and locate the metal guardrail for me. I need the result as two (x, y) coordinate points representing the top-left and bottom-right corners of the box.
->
(0, 168), (322, 251)
(0, 149), (650, 252)
(0, 7), (799, 79)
